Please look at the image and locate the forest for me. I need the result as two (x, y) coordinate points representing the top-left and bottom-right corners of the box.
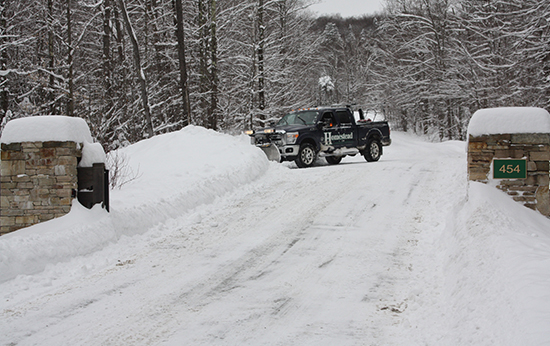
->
(0, 0), (549, 148)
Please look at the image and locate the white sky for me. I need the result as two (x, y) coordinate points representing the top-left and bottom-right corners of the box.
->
(308, 0), (384, 17)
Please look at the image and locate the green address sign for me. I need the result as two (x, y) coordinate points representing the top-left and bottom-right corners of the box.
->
(493, 159), (527, 179)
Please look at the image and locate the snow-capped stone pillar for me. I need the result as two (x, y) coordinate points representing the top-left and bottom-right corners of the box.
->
(0, 116), (104, 235)
(467, 107), (550, 217)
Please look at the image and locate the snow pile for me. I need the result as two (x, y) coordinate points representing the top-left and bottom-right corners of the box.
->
(467, 107), (550, 137)
(444, 182), (550, 345)
(0, 126), (269, 282)
(0, 115), (93, 144)
(79, 142), (106, 167)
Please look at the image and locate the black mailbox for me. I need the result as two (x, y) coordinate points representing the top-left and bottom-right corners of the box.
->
(77, 162), (110, 211)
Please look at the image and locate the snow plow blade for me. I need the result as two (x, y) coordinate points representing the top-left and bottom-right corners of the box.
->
(259, 144), (281, 162)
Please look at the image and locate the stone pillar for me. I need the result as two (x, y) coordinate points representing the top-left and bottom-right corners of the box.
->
(468, 133), (550, 216)
(1, 141), (81, 235)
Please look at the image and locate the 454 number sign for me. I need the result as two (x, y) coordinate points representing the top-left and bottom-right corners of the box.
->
(493, 159), (527, 179)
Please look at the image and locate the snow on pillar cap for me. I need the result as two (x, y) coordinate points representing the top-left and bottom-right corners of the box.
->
(467, 107), (550, 137)
(79, 142), (106, 167)
(0, 115), (93, 144)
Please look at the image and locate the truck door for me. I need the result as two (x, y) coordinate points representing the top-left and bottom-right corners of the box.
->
(320, 111), (339, 148)
(335, 110), (357, 147)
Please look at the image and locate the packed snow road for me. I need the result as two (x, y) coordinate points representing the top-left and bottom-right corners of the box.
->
(2, 130), (549, 345)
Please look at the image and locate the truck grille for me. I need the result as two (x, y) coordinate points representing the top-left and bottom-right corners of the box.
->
(255, 133), (282, 145)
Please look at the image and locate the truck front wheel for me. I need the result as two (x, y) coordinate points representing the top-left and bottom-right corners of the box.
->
(364, 139), (382, 162)
(295, 143), (317, 168)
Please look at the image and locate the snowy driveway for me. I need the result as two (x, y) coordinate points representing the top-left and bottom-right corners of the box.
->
(2, 132), (549, 345)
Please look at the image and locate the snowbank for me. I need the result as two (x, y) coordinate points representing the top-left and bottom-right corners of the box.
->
(467, 107), (550, 137)
(0, 115), (93, 144)
(444, 182), (550, 345)
(0, 126), (269, 283)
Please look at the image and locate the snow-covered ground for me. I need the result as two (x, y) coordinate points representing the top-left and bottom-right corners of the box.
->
(1, 127), (550, 345)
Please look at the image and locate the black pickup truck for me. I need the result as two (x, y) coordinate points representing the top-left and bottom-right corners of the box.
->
(246, 106), (391, 168)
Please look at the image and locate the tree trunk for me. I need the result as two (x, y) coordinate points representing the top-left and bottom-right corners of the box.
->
(446, 99), (453, 140)
(47, 0), (55, 114)
(102, 0), (112, 105)
(113, 4), (124, 64)
(66, 0), (74, 116)
(0, 0), (8, 124)
(257, 0), (265, 111)
(117, 0), (154, 138)
(208, 0), (218, 129)
(197, 0), (208, 127)
(174, 0), (190, 126)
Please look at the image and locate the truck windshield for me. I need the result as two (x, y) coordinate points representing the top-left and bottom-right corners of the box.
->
(277, 111), (318, 126)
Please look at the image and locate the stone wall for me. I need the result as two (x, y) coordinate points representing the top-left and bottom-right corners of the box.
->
(468, 133), (550, 216)
(1, 141), (81, 235)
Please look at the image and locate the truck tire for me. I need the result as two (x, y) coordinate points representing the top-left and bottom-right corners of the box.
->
(364, 139), (382, 162)
(295, 143), (317, 168)
(325, 156), (342, 165)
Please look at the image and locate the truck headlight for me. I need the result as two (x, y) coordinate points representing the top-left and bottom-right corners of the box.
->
(244, 130), (254, 136)
(285, 132), (299, 144)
